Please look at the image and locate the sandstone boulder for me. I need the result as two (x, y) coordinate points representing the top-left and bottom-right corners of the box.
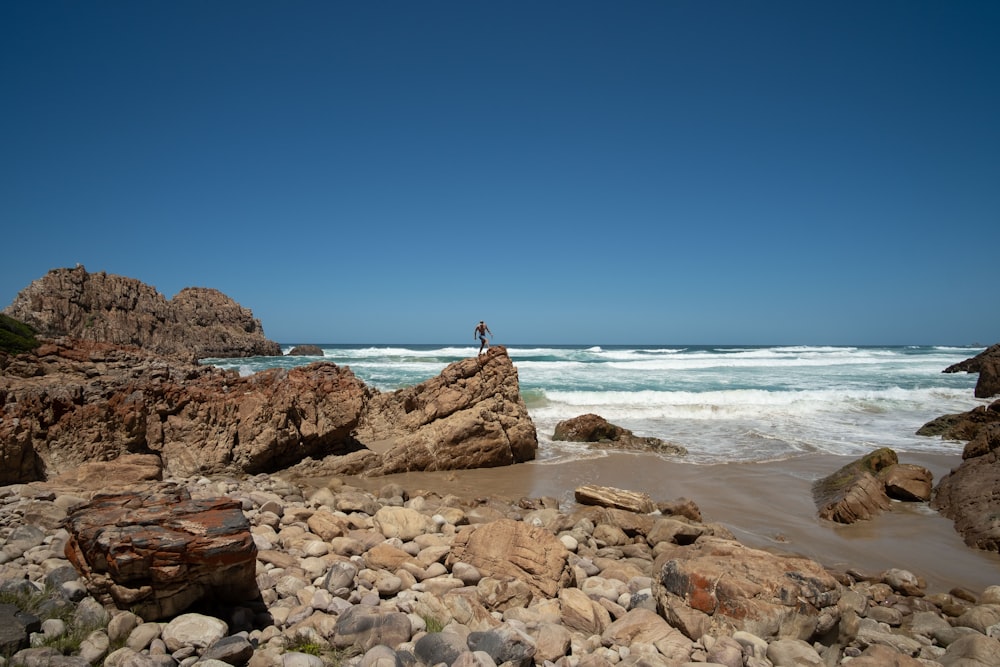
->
(63, 485), (258, 620)
(342, 346), (537, 475)
(553, 413), (687, 455)
(879, 463), (933, 501)
(652, 536), (842, 641)
(446, 518), (572, 600)
(944, 343), (1000, 399)
(812, 448), (897, 523)
(2, 265), (281, 359)
(574, 484), (656, 514)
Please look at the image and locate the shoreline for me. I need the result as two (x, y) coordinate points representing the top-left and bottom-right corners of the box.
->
(298, 449), (1000, 594)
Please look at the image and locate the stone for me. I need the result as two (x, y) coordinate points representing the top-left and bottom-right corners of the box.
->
(943, 344), (1000, 399)
(813, 448), (897, 523)
(552, 413), (687, 455)
(331, 605), (412, 651)
(447, 518), (572, 599)
(574, 485), (655, 514)
(879, 463), (933, 501)
(653, 536), (841, 640)
(161, 613), (228, 652)
(64, 486), (258, 620)
(286, 345), (324, 356)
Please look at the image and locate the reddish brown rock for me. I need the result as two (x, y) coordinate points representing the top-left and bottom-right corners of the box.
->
(652, 536), (842, 641)
(344, 346), (537, 475)
(63, 485), (258, 620)
(574, 484), (655, 514)
(0, 340), (371, 482)
(2, 265), (281, 359)
(944, 343), (1000, 399)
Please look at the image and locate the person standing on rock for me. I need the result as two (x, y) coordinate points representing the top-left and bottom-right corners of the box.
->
(475, 320), (493, 355)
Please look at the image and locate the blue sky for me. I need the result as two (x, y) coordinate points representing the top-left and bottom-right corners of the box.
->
(2, 2), (998, 346)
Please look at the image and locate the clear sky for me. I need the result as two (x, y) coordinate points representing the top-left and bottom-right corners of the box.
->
(2, 2), (998, 346)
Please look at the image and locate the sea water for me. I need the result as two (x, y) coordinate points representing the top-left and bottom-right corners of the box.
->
(201, 344), (987, 466)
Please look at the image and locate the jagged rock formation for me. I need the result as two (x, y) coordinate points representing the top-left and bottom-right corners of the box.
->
(3, 266), (281, 359)
(927, 400), (1000, 552)
(553, 413), (687, 456)
(944, 343), (1000, 398)
(0, 340), (535, 485)
(292, 346), (538, 477)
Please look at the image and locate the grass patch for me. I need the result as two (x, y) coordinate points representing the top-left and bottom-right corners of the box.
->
(0, 313), (39, 354)
(422, 615), (444, 633)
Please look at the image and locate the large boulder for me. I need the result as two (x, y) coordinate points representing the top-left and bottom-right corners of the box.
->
(2, 265), (281, 359)
(63, 485), (258, 620)
(337, 345), (537, 475)
(944, 344), (1000, 398)
(553, 413), (686, 455)
(446, 518), (572, 600)
(652, 536), (842, 641)
(812, 448), (898, 523)
(931, 425), (1000, 552)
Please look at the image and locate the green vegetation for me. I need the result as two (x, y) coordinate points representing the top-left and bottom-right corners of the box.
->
(422, 615), (444, 633)
(0, 585), (107, 657)
(284, 638), (360, 667)
(0, 313), (39, 354)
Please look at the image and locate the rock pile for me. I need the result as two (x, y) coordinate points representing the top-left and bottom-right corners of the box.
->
(2, 473), (1000, 667)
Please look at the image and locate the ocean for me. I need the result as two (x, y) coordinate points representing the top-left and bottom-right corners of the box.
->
(202, 344), (986, 466)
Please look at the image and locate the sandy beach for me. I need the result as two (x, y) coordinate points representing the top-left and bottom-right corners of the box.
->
(312, 450), (1000, 595)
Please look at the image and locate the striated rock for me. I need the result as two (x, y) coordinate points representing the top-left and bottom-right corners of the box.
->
(446, 518), (572, 600)
(652, 535), (842, 641)
(63, 485), (258, 620)
(553, 413), (687, 455)
(2, 265), (281, 359)
(813, 448), (897, 523)
(338, 346), (537, 476)
(944, 343), (1000, 399)
(287, 345), (324, 356)
(574, 484), (656, 514)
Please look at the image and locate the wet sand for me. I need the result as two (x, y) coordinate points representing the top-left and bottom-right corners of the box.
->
(315, 451), (999, 594)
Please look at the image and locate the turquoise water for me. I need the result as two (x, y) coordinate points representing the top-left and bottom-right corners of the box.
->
(201, 344), (986, 465)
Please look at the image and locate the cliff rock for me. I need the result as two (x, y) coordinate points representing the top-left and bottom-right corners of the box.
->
(944, 344), (1000, 399)
(3, 266), (281, 359)
(0, 341), (535, 484)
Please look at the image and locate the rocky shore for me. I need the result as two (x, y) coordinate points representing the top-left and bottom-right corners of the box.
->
(3, 467), (1000, 667)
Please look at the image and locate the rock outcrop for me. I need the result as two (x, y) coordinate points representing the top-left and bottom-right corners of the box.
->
(3, 266), (282, 359)
(553, 413), (687, 456)
(812, 448), (933, 524)
(287, 344), (324, 356)
(301, 346), (537, 477)
(1, 340), (535, 485)
(944, 343), (1000, 398)
(919, 400), (1000, 552)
